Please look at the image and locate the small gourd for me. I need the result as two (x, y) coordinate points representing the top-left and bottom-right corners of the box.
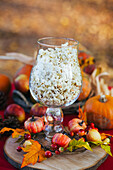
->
(24, 115), (44, 133)
(84, 95), (113, 129)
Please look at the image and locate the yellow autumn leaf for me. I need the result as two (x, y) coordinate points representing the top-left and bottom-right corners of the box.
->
(0, 127), (30, 138)
(0, 127), (15, 134)
(21, 140), (46, 168)
(12, 128), (30, 138)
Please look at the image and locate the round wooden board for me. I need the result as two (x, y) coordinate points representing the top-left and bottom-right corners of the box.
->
(4, 137), (108, 170)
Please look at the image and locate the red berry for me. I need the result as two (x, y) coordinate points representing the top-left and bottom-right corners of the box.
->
(45, 151), (52, 158)
(55, 150), (60, 155)
(90, 123), (95, 129)
(70, 131), (74, 137)
(24, 133), (31, 140)
(16, 146), (22, 152)
(77, 129), (86, 136)
(51, 144), (58, 150)
(94, 127), (98, 131)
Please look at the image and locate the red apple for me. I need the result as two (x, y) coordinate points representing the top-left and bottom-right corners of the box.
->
(14, 64), (32, 80)
(4, 104), (25, 123)
(30, 103), (47, 117)
(14, 74), (29, 94)
(68, 118), (86, 133)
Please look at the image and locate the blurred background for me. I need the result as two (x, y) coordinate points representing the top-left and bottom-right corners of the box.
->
(0, 0), (113, 80)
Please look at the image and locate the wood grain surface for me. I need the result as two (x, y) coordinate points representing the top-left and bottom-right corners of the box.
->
(4, 137), (108, 170)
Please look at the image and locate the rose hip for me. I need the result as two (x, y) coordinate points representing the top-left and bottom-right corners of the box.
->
(16, 146), (22, 152)
(77, 129), (86, 136)
(45, 151), (52, 158)
(51, 144), (58, 150)
(55, 150), (60, 155)
(24, 133), (31, 140)
(70, 131), (74, 137)
(90, 123), (95, 129)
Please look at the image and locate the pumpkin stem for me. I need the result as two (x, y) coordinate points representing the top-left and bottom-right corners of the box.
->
(79, 120), (84, 126)
(31, 115), (35, 121)
(99, 95), (107, 103)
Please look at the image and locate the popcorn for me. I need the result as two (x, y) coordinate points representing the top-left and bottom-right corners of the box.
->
(30, 43), (82, 106)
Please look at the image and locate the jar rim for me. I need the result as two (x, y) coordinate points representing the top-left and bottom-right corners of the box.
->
(37, 37), (79, 48)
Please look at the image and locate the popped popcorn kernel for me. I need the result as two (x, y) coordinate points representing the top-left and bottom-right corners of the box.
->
(30, 43), (82, 106)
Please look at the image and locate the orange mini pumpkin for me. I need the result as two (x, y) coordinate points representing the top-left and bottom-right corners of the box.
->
(84, 95), (113, 130)
(68, 118), (86, 133)
(24, 116), (44, 133)
(52, 133), (71, 148)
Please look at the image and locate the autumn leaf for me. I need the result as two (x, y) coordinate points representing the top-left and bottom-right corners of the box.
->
(21, 140), (46, 168)
(38, 149), (46, 162)
(67, 138), (92, 152)
(89, 140), (112, 156)
(89, 141), (102, 146)
(15, 136), (24, 143)
(0, 127), (30, 138)
(101, 144), (112, 156)
(101, 133), (113, 140)
(78, 106), (87, 123)
(69, 138), (77, 146)
(67, 146), (73, 152)
(12, 128), (30, 138)
(0, 127), (15, 134)
(76, 138), (92, 151)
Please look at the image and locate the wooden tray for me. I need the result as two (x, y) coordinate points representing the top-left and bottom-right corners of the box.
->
(4, 137), (108, 170)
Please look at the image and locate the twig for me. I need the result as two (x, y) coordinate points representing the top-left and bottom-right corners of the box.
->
(0, 52), (35, 65)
